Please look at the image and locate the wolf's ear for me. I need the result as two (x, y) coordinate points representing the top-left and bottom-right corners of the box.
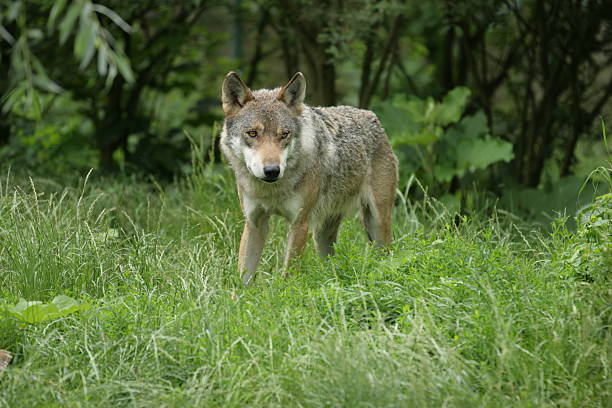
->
(222, 72), (255, 116)
(277, 72), (306, 113)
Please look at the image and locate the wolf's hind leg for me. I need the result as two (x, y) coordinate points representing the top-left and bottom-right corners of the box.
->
(361, 149), (397, 247)
(314, 214), (343, 257)
(361, 198), (388, 246)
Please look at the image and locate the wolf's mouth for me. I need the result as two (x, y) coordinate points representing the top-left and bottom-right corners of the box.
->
(261, 177), (278, 183)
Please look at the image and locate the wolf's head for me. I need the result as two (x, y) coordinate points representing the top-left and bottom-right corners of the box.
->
(220, 72), (307, 183)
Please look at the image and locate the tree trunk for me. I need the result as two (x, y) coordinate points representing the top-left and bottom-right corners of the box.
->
(359, 36), (375, 108)
(440, 25), (455, 92)
(560, 126), (581, 178)
(302, 42), (336, 106)
(246, 9), (270, 86)
(320, 58), (336, 106)
(359, 15), (402, 108)
(0, 119), (10, 146)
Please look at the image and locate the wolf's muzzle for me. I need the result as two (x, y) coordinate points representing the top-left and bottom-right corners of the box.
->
(262, 165), (280, 182)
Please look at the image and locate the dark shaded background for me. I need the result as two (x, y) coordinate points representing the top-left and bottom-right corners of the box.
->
(1, 0), (611, 217)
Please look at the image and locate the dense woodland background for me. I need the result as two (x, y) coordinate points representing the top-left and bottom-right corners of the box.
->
(1, 0), (611, 216)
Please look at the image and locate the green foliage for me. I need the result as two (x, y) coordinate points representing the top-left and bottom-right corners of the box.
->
(0, 0), (133, 117)
(1, 0), (609, 196)
(61, 1), (133, 81)
(567, 168), (612, 281)
(0, 97), (98, 173)
(2, 295), (90, 324)
(376, 87), (514, 198)
(0, 0), (223, 175)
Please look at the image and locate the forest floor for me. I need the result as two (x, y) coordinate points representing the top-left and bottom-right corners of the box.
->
(0, 166), (610, 407)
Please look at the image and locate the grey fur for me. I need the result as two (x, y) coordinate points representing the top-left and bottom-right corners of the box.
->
(220, 72), (398, 284)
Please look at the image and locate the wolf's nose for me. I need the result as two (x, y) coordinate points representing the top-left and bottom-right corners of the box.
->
(263, 165), (280, 179)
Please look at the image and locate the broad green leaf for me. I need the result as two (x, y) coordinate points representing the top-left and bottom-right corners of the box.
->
(443, 111), (489, 143)
(456, 137), (514, 171)
(376, 95), (426, 127)
(5, 296), (90, 324)
(434, 163), (462, 182)
(392, 126), (442, 147)
(434, 87), (471, 126)
(8, 302), (59, 324)
(413, 126), (443, 145)
(459, 111), (488, 138)
(52, 295), (81, 312)
(377, 97), (420, 136)
(400, 99), (426, 123)
(11, 299), (43, 313)
(422, 98), (436, 123)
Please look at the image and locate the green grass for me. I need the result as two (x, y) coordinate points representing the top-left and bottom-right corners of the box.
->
(0, 166), (610, 407)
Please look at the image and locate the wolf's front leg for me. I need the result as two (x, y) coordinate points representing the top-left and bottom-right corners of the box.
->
(239, 217), (269, 285)
(282, 221), (309, 278)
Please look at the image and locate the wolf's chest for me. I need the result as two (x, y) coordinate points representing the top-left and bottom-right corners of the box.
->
(243, 190), (304, 222)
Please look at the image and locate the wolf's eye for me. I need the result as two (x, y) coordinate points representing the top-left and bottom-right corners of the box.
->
(281, 130), (290, 139)
(246, 131), (258, 138)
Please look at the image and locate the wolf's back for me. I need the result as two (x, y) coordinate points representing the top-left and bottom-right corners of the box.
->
(308, 105), (392, 162)
(300, 105), (396, 210)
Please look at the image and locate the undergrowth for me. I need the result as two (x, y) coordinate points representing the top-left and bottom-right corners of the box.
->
(0, 164), (609, 407)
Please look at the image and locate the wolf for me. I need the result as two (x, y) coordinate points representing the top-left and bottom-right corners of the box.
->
(220, 71), (398, 284)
